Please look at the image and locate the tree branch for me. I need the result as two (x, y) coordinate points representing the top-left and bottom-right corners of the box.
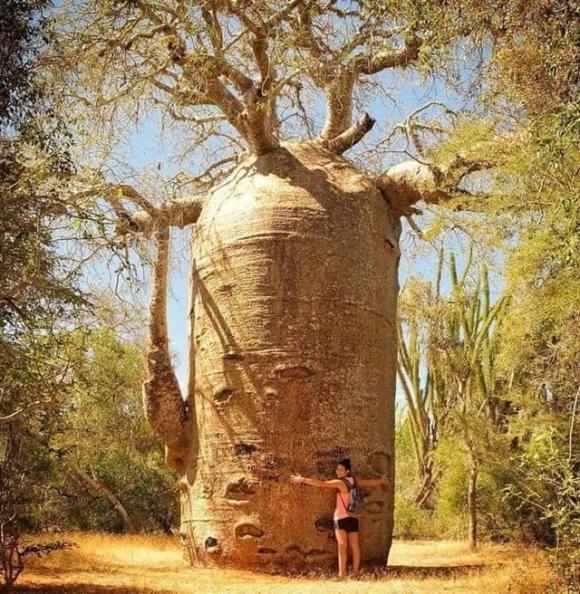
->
(376, 160), (448, 215)
(318, 69), (356, 140)
(75, 179), (205, 236)
(117, 196), (206, 236)
(143, 223), (190, 472)
(352, 34), (421, 75)
(318, 33), (423, 142)
(376, 151), (495, 216)
(323, 111), (376, 154)
(405, 211), (425, 239)
(0, 401), (42, 425)
(66, 459), (136, 532)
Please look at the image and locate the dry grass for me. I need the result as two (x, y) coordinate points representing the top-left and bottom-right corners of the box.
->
(13, 532), (552, 593)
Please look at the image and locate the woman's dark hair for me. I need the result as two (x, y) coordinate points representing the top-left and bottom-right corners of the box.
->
(338, 458), (352, 473)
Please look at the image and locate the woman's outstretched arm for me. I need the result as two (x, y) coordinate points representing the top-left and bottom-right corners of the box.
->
(290, 474), (342, 489)
(357, 477), (389, 488)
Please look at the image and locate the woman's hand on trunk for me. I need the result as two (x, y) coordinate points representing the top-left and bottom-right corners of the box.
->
(290, 474), (305, 485)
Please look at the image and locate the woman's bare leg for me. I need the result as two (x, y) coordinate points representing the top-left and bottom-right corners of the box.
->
(335, 529), (348, 577)
(347, 531), (361, 576)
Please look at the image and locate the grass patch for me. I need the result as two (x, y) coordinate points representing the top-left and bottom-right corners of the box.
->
(12, 532), (552, 593)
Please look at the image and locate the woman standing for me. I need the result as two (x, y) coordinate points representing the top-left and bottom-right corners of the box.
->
(290, 458), (388, 578)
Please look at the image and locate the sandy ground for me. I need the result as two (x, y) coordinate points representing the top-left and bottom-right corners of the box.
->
(12, 533), (553, 593)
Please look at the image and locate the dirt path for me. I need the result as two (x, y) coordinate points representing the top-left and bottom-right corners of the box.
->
(13, 533), (551, 593)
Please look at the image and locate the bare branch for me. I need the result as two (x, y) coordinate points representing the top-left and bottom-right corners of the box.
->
(324, 112), (376, 154)
(205, 55), (255, 95)
(404, 212), (425, 239)
(318, 70), (356, 140)
(446, 154), (494, 183)
(317, 33), (423, 142)
(174, 157), (238, 188)
(111, 184), (156, 216)
(0, 401), (42, 426)
(352, 34), (421, 75)
(66, 459), (135, 532)
(267, 0), (308, 28)
(377, 154), (495, 216)
(377, 101), (458, 159)
(151, 97), (226, 124)
(201, 3), (224, 53)
(295, 2), (328, 59)
(376, 161), (449, 215)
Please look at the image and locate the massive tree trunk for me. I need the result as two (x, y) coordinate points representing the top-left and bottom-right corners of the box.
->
(115, 137), (468, 570)
(176, 142), (399, 569)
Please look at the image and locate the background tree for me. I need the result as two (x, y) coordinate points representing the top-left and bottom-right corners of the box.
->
(1, 0), (174, 562)
(428, 0), (578, 573)
(53, 324), (178, 534)
(431, 256), (508, 549)
(397, 253), (445, 510)
(398, 250), (509, 548)
(393, 1), (578, 586)
(0, 1), (85, 588)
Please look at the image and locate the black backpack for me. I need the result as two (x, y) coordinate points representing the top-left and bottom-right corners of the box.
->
(339, 476), (364, 513)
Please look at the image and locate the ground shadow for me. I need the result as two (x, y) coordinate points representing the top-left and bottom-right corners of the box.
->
(273, 562), (487, 580)
(375, 563), (486, 578)
(13, 586), (161, 594)
(21, 564), (185, 579)
(11, 562), (491, 592)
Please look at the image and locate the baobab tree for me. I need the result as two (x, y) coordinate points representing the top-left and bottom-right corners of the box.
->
(52, 1), (491, 569)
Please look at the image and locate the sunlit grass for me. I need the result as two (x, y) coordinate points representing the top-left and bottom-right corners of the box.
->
(14, 532), (552, 593)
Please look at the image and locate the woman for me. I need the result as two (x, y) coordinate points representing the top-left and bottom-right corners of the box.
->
(290, 458), (388, 578)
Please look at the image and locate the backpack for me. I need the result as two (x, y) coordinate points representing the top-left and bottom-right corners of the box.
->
(339, 476), (364, 513)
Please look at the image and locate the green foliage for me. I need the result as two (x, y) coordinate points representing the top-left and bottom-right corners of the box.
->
(394, 419), (443, 538)
(0, 0), (176, 539)
(397, 231), (577, 588)
(0, 0), (86, 546)
(2, 322), (179, 535)
(396, 6), (578, 583)
(432, 437), (468, 519)
(394, 493), (439, 539)
(496, 116), (580, 418)
(52, 326), (179, 533)
(502, 423), (580, 587)
(0, 0), (52, 126)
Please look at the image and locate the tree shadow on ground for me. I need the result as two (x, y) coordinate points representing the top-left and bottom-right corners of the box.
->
(11, 563), (491, 592)
(370, 563), (487, 579)
(268, 561), (488, 580)
(13, 586), (162, 594)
